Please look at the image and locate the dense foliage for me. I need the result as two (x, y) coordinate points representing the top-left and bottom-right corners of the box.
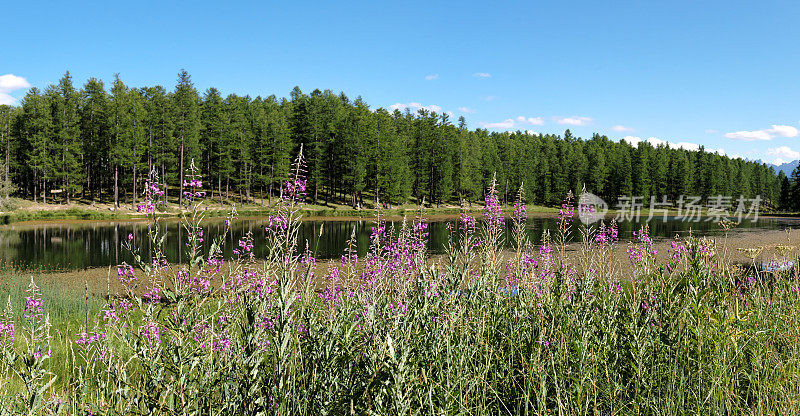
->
(0, 71), (795, 211)
(0, 156), (799, 414)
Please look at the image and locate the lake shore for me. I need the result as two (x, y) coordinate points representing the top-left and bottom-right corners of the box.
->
(6, 226), (797, 300)
(3, 196), (798, 226)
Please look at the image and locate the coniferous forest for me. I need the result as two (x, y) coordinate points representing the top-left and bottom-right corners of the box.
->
(0, 71), (796, 211)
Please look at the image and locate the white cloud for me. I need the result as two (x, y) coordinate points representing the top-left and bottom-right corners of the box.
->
(705, 129), (718, 134)
(424, 74), (439, 81)
(484, 95), (499, 101)
(473, 72), (491, 78)
(480, 115), (544, 130)
(767, 125), (798, 137)
(524, 130), (540, 136)
(766, 146), (800, 163)
(611, 125), (634, 132)
(388, 102), (443, 113)
(621, 136), (724, 154)
(458, 107), (475, 113)
(0, 74), (31, 105)
(515, 116), (544, 125)
(622, 136), (642, 146)
(723, 124), (799, 141)
(479, 119), (515, 129)
(0, 94), (15, 106)
(554, 116), (593, 126)
(0, 74), (30, 91)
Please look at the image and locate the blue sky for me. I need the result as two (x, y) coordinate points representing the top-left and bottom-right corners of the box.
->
(2, 0), (800, 164)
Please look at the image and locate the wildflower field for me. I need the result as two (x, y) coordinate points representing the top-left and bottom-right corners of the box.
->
(1, 160), (800, 415)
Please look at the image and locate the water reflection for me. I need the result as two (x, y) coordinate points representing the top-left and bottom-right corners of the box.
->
(0, 216), (796, 271)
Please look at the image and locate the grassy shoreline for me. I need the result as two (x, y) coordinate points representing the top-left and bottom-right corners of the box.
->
(3, 198), (798, 225)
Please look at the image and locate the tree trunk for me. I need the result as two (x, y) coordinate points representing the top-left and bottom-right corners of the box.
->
(132, 165), (136, 210)
(114, 165), (118, 213)
(179, 134), (184, 207)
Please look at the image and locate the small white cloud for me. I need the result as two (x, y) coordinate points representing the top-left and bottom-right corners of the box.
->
(705, 129), (719, 134)
(767, 125), (798, 137)
(724, 130), (771, 141)
(766, 146), (800, 163)
(622, 136), (718, 153)
(524, 130), (539, 136)
(0, 74), (31, 105)
(0, 74), (30, 91)
(723, 124), (799, 141)
(516, 116), (544, 125)
(554, 116), (592, 126)
(774, 158), (787, 165)
(458, 107), (475, 113)
(388, 102), (443, 113)
(479, 119), (515, 129)
(424, 74), (439, 81)
(484, 95), (499, 101)
(622, 136), (642, 146)
(611, 125), (634, 132)
(473, 72), (491, 78)
(0, 93), (16, 106)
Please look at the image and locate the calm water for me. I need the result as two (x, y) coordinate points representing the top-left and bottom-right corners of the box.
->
(0, 216), (797, 271)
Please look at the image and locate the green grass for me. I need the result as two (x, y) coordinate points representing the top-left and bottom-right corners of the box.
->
(1, 214), (799, 414)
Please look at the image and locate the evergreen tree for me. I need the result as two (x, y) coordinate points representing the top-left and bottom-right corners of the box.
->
(790, 165), (800, 211)
(51, 72), (83, 203)
(172, 70), (201, 205)
(777, 171), (791, 210)
(80, 78), (109, 203)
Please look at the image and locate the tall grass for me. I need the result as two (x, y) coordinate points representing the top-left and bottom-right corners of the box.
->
(1, 159), (799, 415)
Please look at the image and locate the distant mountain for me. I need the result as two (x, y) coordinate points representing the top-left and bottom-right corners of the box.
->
(771, 160), (799, 176)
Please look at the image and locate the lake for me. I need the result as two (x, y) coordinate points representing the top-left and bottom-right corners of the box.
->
(0, 215), (797, 271)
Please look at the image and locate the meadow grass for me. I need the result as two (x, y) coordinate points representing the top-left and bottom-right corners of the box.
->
(1, 173), (799, 415)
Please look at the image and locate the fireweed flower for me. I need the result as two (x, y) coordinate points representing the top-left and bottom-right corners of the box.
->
(101, 306), (120, 322)
(75, 331), (106, 346)
(0, 321), (14, 343)
(667, 236), (688, 271)
(627, 227), (656, 268)
(484, 190), (504, 232)
(24, 280), (44, 322)
(558, 195), (575, 229)
(139, 322), (161, 346)
(512, 200), (527, 222)
(594, 222), (619, 246)
(137, 180), (165, 216)
(117, 264), (136, 285)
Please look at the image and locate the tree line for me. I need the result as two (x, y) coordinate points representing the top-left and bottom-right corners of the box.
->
(0, 70), (797, 212)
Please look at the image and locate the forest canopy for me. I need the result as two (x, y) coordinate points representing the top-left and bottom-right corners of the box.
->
(0, 71), (794, 211)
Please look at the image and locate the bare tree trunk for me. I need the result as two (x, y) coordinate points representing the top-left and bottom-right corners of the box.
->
(132, 165), (136, 210)
(179, 133), (184, 208)
(114, 165), (118, 213)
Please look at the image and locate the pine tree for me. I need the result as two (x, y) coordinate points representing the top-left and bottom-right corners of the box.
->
(80, 78), (109, 203)
(790, 165), (800, 211)
(51, 72), (83, 204)
(0, 105), (17, 202)
(172, 70), (201, 206)
(21, 88), (54, 202)
(777, 171), (791, 210)
(201, 88), (229, 202)
(142, 86), (174, 205)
